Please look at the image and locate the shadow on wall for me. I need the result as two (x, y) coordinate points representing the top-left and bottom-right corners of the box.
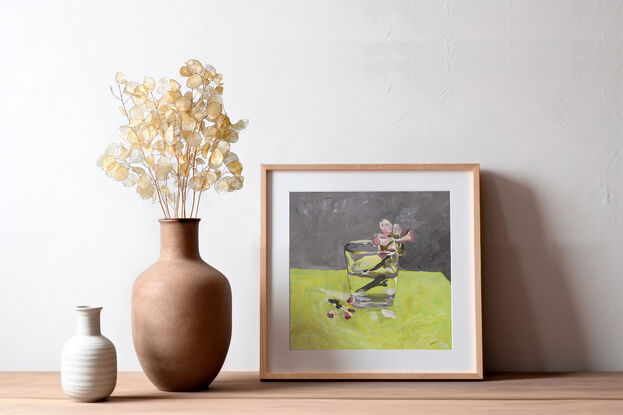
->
(481, 172), (588, 372)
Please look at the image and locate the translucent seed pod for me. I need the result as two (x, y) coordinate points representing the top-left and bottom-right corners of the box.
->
(138, 184), (155, 199)
(123, 174), (138, 188)
(214, 177), (229, 193)
(206, 102), (222, 121)
(186, 59), (203, 74)
(114, 166), (129, 181)
(143, 77), (155, 91)
(186, 74), (202, 89)
(115, 72), (127, 84)
(208, 148), (223, 168)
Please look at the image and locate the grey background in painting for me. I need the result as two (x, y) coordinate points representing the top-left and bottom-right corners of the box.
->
(289, 192), (451, 280)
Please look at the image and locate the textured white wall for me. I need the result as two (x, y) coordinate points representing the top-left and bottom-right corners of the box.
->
(1, 0), (622, 372)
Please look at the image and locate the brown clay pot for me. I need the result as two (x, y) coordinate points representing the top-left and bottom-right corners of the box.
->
(132, 219), (231, 391)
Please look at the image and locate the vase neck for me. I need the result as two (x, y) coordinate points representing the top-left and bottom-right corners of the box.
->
(159, 219), (201, 260)
(75, 306), (102, 336)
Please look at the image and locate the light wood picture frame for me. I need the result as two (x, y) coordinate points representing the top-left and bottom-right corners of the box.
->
(260, 164), (482, 380)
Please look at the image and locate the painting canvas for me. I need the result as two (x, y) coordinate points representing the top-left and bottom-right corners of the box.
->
(289, 191), (452, 350)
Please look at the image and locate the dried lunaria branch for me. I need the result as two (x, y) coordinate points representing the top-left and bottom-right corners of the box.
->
(97, 59), (248, 218)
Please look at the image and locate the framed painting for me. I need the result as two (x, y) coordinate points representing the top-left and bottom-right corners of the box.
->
(260, 164), (482, 379)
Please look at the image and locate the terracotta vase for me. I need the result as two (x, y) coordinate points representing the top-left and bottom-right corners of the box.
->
(132, 218), (231, 391)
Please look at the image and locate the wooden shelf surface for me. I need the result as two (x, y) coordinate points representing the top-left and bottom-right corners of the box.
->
(1, 371), (622, 414)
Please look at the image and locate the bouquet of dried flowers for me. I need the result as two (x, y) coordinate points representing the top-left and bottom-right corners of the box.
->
(97, 59), (248, 218)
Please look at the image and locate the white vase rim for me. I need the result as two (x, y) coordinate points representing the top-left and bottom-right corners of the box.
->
(74, 305), (103, 312)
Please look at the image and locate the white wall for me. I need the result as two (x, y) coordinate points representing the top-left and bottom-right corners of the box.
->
(1, 0), (621, 372)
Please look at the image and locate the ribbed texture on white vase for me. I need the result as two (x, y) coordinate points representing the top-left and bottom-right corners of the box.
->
(61, 306), (117, 402)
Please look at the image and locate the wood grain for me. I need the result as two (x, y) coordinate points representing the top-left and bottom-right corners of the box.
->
(260, 164), (482, 379)
(1, 372), (622, 414)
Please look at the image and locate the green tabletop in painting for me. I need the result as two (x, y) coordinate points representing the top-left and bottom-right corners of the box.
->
(289, 268), (452, 350)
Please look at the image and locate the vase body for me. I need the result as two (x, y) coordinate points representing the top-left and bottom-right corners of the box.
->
(132, 218), (232, 391)
(61, 306), (117, 402)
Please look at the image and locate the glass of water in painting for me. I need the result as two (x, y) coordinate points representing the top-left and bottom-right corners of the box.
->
(344, 240), (400, 308)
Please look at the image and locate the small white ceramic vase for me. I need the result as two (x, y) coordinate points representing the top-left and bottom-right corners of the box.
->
(61, 306), (117, 402)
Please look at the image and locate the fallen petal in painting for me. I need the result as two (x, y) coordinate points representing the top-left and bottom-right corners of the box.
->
(381, 309), (396, 319)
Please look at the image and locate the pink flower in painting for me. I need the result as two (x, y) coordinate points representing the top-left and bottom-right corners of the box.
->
(371, 219), (414, 253)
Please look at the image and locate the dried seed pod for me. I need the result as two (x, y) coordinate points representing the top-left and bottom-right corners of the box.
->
(188, 176), (204, 191)
(118, 145), (130, 160)
(130, 148), (143, 163)
(203, 170), (217, 188)
(179, 65), (191, 77)
(202, 125), (217, 138)
(223, 152), (238, 165)
(129, 106), (143, 121)
(175, 96), (191, 112)
(156, 77), (169, 94)
(137, 174), (151, 189)
(101, 155), (116, 171)
(179, 161), (190, 177)
(186, 59), (203, 74)
(143, 77), (155, 91)
(131, 166), (145, 175)
(232, 119), (249, 130)
(186, 74), (202, 89)
(209, 148), (223, 168)
(202, 86), (213, 100)
(123, 174), (138, 188)
(214, 177), (229, 193)
(181, 113), (195, 131)
(164, 125), (175, 144)
(124, 82), (137, 95)
(145, 154), (155, 169)
(115, 72), (127, 84)
(223, 129), (239, 143)
(105, 143), (121, 157)
(206, 102), (222, 121)
(138, 183), (154, 199)
(228, 160), (243, 176)
(204, 64), (216, 75)
(229, 176), (243, 190)
(217, 140), (230, 155)
(127, 130), (139, 143)
(159, 94), (174, 106)
(132, 90), (147, 106)
(187, 131), (202, 147)
(114, 166), (129, 181)
(157, 157), (172, 172)
(168, 79), (181, 92)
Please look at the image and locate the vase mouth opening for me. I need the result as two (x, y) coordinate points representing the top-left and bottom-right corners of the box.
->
(159, 218), (201, 223)
(75, 305), (103, 312)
